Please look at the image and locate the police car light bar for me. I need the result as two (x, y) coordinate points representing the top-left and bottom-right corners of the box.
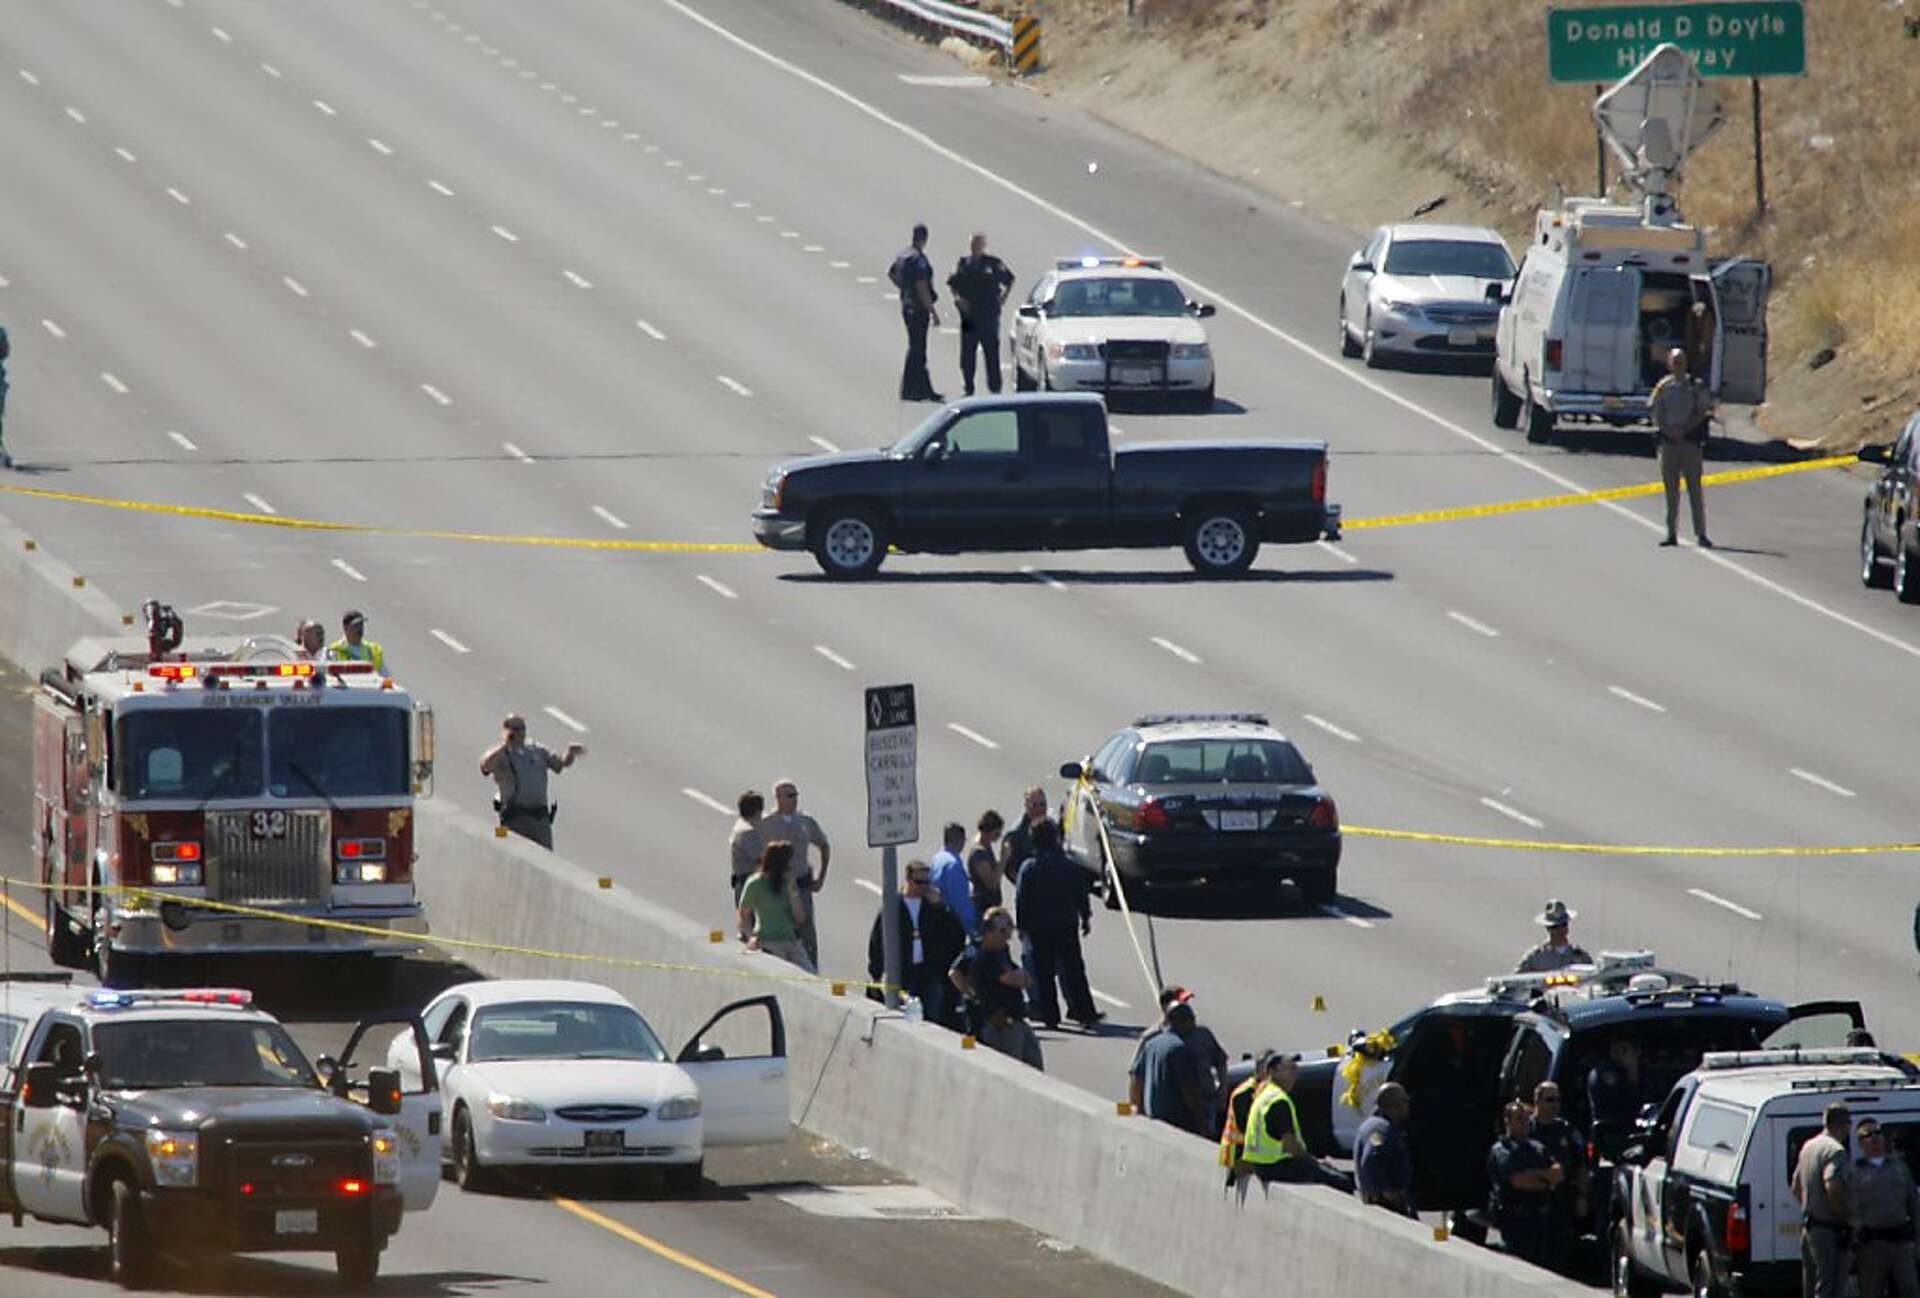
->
(1132, 712), (1271, 728)
(88, 988), (254, 1009)
(1057, 256), (1167, 271)
(1700, 1048), (1887, 1072)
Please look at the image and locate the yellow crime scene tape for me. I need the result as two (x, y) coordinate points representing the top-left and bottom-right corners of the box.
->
(0, 876), (896, 995)
(0, 454), (1856, 551)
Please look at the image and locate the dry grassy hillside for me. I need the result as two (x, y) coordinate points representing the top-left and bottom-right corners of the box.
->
(1024, 0), (1918, 445)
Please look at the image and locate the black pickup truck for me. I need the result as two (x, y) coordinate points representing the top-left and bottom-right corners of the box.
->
(752, 394), (1340, 577)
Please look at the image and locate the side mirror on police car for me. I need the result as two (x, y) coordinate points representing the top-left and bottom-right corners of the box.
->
(1193, 303), (1216, 319)
(1059, 762), (1084, 780)
(1017, 304), (1041, 320)
(21, 1062), (60, 1109)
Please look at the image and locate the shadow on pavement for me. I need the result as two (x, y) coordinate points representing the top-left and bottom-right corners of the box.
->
(1113, 888), (1392, 923)
(0, 1245), (534, 1296)
(780, 567), (1393, 587)
(1548, 427), (1821, 464)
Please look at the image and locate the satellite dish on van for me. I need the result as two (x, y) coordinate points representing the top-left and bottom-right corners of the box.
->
(1592, 43), (1724, 224)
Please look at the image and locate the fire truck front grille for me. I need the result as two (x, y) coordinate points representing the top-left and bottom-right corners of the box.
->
(208, 810), (329, 904)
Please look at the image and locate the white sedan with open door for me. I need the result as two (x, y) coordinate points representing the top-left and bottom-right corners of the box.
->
(388, 979), (789, 1194)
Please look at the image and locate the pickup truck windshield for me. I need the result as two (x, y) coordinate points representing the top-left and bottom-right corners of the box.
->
(1136, 739), (1313, 785)
(268, 706), (409, 797)
(1383, 239), (1516, 280)
(119, 711), (265, 801)
(1052, 277), (1188, 318)
(94, 1019), (319, 1088)
(468, 1001), (669, 1063)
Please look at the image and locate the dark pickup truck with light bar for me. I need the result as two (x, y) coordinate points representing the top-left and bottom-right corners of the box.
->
(752, 393), (1340, 577)
(0, 988), (441, 1288)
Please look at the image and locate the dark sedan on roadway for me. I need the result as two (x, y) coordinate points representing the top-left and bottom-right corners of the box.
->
(1859, 407), (1920, 601)
(1058, 712), (1340, 906)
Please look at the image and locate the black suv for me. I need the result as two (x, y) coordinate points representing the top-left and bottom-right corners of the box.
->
(1280, 965), (1862, 1242)
(1858, 408), (1920, 601)
(1058, 712), (1340, 906)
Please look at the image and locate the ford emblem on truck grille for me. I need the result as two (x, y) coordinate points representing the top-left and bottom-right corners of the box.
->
(272, 1153), (314, 1168)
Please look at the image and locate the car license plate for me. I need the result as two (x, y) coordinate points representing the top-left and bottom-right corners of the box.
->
(584, 1129), (623, 1156)
(1447, 327), (1479, 346)
(274, 1209), (319, 1236)
(1220, 810), (1263, 832)
(1116, 366), (1153, 385)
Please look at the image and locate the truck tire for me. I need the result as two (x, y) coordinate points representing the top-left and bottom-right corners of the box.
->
(46, 893), (85, 969)
(1897, 525), (1920, 604)
(1183, 507), (1259, 577)
(336, 1239), (381, 1286)
(1688, 1244), (1723, 1298)
(1338, 299), (1361, 358)
(1612, 1218), (1661, 1298)
(1491, 369), (1521, 429)
(109, 1178), (158, 1290)
(1863, 511), (1893, 588)
(810, 508), (888, 579)
(1522, 382), (1554, 444)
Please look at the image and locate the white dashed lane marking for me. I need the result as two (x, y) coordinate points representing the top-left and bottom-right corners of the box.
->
(224, 232), (249, 249)
(242, 493), (277, 515)
(1479, 797), (1543, 829)
(1316, 540), (1358, 566)
(814, 645), (855, 671)
(421, 384), (452, 405)
(681, 788), (733, 815)
(261, 62), (282, 77)
(1688, 888), (1763, 921)
(19, 69), (39, 86)
(428, 180), (455, 196)
(716, 376), (753, 397)
(349, 329), (377, 348)
(283, 276), (309, 297)
(368, 138), (393, 155)
(1150, 636), (1201, 664)
(167, 431), (198, 451)
(1021, 566), (1068, 591)
(1302, 714), (1360, 743)
(1608, 685), (1667, 713)
(563, 270), (593, 289)
(502, 442), (534, 464)
(166, 187), (191, 205)
(330, 558), (368, 582)
(808, 436), (840, 454)
(947, 723), (999, 750)
(64, 106), (85, 123)
(591, 506), (629, 530)
(1090, 989), (1131, 1009)
(543, 706), (589, 733)
(430, 628), (471, 653)
(636, 320), (667, 341)
(1319, 904), (1373, 929)
(100, 373), (128, 394)
(211, 25), (232, 41)
(1447, 610), (1500, 638)
(854, 878), (882, 897)
(492, 225), (519, 242)
(40, 319), (65, 339)
(114, 147), (137, 163)
(1789, 768), (1856, 798)
(696, 574), (738, 600)
(313, 99), (337, 115)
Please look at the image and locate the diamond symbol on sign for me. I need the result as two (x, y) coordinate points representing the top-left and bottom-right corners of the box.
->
(870, 694), (883, 727)
(188, 600), (280, 622)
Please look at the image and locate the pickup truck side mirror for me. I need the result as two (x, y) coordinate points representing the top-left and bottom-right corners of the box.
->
(1058, 761), (1084, 780)
(1859, 445), (1890, 464)
(1192, 303), (1216, 319)
(920, 440), (947, 463)
(1016, 304), (1041, 320)
(21, 1062), (60, 1109)
(366, 1067), (403, 1116)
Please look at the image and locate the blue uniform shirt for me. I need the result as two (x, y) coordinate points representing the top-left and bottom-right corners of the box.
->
(1354, 1114), (1415, 1215)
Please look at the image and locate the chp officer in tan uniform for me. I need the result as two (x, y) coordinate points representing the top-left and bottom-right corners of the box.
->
(1851, 1119), (1920, 1298)
(480, 713), (585, 850)
(1793, 1102), (1854, 1298)
(1516, 899), (1593, 973)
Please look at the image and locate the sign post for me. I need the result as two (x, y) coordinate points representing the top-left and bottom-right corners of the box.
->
(864, 685), (918, 1010)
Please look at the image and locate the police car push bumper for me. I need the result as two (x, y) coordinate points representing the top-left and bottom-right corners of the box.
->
(103, 898), (427, 955)
(1044, 347), (1212, 394)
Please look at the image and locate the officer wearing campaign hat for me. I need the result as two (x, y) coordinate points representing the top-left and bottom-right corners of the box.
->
(1515, 899), (1592, 974)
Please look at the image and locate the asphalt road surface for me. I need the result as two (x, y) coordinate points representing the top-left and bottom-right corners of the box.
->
(0, 0), (1917, 1233)
(0, 661), (1178, 1298)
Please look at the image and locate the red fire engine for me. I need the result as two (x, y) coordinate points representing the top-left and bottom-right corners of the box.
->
(32, 601), (435, 984)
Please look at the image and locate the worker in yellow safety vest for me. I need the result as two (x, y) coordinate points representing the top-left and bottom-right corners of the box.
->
(1240, 1053), (1350, 1189)
(1220, 1049), (1276, 1173)
(327, 609), (387, 674)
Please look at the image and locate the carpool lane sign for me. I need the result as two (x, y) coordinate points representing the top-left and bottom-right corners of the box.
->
(865, 684), (917, 848)
(1548, 2), (1805, 81)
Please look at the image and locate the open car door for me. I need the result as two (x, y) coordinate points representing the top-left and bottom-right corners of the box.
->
(676, 996), (789, 1147)
(337, 1013), (443, 1212)
(1764, 1000), (1866, 1051)
(1706, 257), (1770, 404)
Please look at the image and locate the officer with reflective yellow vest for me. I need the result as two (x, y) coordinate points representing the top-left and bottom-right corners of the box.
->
(1238, 1053), (1351, 1189)
(327, 609), (387, 674)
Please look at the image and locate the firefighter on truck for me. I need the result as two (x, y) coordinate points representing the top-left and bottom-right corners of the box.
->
(33, 600), (436, 986)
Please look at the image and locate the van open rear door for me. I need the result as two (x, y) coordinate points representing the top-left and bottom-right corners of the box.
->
(1703, 258), (1771, 403)
(1564, 267), (1641, 394)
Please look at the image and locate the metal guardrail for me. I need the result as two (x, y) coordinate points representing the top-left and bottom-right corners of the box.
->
(869, 0), (1015, 50)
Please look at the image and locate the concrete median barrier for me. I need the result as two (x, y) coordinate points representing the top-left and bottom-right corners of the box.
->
(0, 514), (1583, 1297)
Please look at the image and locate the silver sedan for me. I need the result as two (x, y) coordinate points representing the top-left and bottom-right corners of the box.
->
(1338, 223), (1515, 369)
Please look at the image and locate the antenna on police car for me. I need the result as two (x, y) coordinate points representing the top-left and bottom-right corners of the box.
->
(1592, 43), (1725, 226)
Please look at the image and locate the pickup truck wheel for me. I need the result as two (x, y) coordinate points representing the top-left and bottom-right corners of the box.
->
(1338, 300), (1361, 358)
(453, 1108), (498, 1193)
(1612, 1218), (1660, 1298)
(1863, 511), (1893, 588)
(1491, 369), (1521, 429)
(45, 893), (85, 969)
(1522, 382), (1554, 444)
(336, 1239), (381, 1286)
(1897, 525), (1920, 604)
(811, 510), (887, 578)
(1689, 1245), (1722, 1298)
(109, 1178), (158, 1290)
(1183, 508), (1259, 577)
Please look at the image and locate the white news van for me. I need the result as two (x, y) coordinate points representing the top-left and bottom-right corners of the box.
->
(1490, 198), (1770, 444)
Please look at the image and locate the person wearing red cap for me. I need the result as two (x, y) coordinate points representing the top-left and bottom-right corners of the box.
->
(1128, 986), (1227, 1126)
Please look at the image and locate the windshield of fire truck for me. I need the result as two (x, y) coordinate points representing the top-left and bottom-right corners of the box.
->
(120, 711), (265, 801)
(268, 706), (409, 797)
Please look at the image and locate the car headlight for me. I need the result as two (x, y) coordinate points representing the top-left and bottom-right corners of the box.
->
(371, 1129), (401, 1186)
(1047, 341), (1099, 362)
(763, 472), (785, 511)
(1381, 299), (1424, 317)
(147, 1129), (199, 1187)
(1169, 343), (1211, 360)
(335, 859), (388, 883)
(486, 1093), (547, 1122)
(149, 861), (202, 886)
(656, 1096), (702, 1121)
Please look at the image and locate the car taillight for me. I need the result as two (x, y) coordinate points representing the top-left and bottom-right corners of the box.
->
(1544, 338), (1563, 371)
(337, 838), (386, 860)
(152, 841), (201, 862)
(1311, 457), (1327, 504)
(1308, 797), (1338, 831)
(1136, 798), (1170, 831)
(339, 1178), (367, 1196)
(1724, 1192), (1750, 1256)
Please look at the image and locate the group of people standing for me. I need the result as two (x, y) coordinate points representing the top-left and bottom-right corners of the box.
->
(728, 781), (832, 974)
(890, 223), (1016, 403)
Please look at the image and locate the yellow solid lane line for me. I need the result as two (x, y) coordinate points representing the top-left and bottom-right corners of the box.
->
(550, 1195), (779, 1298)
(0, 885), (40, 929)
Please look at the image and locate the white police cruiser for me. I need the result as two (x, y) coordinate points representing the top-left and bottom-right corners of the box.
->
(1010, 257), (1217, 409)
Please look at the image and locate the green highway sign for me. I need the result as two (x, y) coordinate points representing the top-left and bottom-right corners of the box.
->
(1547, 1), (1806, 81)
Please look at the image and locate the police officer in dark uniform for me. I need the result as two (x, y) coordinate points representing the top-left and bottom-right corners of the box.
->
(1353, 1081), (1416, 1217)
(1488, 1099), (1562, 1265)
(1529, 1082), (1589, 1272)
(889, 223), (942, 402)
(946, 232), (1015, 396)
(1586, 1037), (1646, 1163)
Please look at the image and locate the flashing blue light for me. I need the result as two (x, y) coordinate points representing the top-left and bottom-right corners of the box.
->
(1080, 255), (1101, 268)
(89, 991), (135, 1008)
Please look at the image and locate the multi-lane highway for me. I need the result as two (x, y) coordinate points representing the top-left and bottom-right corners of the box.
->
(0, 0), (1915, 1223)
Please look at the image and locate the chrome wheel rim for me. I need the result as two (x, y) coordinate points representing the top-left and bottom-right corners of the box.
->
(1194, 517), (1247, 568)
(1899, 537), (1910, 592)
(1863, 516), (1877, 581)
(824, 518), (876, 570)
